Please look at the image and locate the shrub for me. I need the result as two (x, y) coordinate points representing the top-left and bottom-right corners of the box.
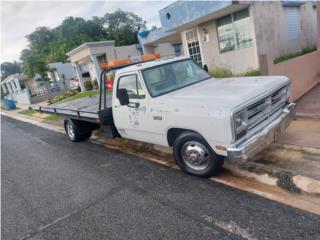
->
(244, 69), (261, 77)
(92, 79), (98, 89)
(84, 81), (93, 91)
(209, 68), (233, 78)
(65, 90), (77, 98)
(274, 46), (317, 64)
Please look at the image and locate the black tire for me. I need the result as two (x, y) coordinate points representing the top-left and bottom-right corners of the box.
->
(81, 131), (92, 140)
(173, 131), (224, 178)
(64, 119), (82, 142)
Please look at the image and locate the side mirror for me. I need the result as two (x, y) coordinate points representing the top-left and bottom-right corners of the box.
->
(118, 88), (129, 106)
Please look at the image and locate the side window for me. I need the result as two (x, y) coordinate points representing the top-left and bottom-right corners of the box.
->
(117, 74), (145, 99)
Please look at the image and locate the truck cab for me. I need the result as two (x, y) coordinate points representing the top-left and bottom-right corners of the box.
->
(111, 56), (295, 177)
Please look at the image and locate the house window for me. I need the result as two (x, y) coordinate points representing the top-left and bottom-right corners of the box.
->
(172, 43), (182, 56)
(19, 81), (26, 90)
(285, 7), (301, 40)
(217, 8), (252, 53)
(185, 29), (202, 66)
(97, 54), (107, 65)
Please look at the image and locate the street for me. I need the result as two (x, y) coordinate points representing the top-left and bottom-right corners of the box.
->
(2, 116), (320, 240)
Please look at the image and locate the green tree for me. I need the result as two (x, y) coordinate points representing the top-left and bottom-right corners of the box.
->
(19, 10), (146, 79)
(0, 61), (21, 80)
(103, 9), (146, 46)
(20, 49), (48, 79)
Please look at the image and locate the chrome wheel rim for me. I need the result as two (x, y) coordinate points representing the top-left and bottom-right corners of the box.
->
(181, 141), (210, 171)
(66, 122), (75, 138)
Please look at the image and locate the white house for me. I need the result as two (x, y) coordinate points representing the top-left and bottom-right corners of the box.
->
(48, 62), (74, 89)
(139, 1), (318, 74)
(1, 74), (31, 104)
(66, 41), (142, 91)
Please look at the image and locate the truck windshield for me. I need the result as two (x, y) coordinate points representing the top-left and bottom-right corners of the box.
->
(142, 59), (211, 97)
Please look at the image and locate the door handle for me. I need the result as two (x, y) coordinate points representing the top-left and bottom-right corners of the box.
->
(128, 102), (140, 108)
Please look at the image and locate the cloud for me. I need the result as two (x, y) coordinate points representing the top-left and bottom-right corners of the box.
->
(0, 1), (173, 62)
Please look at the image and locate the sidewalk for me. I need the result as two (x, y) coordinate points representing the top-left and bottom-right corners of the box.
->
(294, 83), (320, 119)
(278, 118), (320, 148)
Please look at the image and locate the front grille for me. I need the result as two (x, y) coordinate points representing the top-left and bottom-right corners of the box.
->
(247, 86), (287, 131)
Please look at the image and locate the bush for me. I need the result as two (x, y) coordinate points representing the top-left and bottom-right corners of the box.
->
(274, 46), (317, 64)
(84, 81), (93, 90)
(92, 79), (98, 89)
(209, 68), (233, 78)
(244, 69), (261, 77)
(65, 90), (77, 98)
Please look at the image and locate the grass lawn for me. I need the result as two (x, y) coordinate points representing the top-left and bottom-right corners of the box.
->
(43, 114), (63, 121)
(18, 108), (62, 121)
(61, 90), (100, 103)
(18, 109), (37, 116)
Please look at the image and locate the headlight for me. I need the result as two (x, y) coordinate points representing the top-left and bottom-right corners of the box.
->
(233, 110), (248, 140)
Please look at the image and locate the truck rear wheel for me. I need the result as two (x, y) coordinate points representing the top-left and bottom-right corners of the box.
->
(173, 132), (224, 177)
(65, 119), (82, 142)
(64, 119), (92, 142)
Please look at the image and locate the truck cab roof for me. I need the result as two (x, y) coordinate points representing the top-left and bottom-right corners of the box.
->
(115, 56), (190, 75)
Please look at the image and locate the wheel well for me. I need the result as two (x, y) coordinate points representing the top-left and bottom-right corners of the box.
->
(64, 118), (100, 133)
(167, 128), (196, 146)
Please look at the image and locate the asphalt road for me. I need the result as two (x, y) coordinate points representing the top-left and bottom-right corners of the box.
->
(2, 116), (320, 240)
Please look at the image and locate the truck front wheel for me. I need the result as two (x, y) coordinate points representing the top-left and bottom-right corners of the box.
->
(173, 132), (224, 177)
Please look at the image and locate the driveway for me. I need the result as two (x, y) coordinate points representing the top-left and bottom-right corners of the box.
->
(295, 83), (320, 118)
(2, 116), (320, 240)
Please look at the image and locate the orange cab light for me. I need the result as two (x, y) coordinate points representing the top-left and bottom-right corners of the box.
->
(140, 53), (160, 61)
(107, 58), (133, 68)
(100, 53), (161, 70)
(100, 63), (109, 69)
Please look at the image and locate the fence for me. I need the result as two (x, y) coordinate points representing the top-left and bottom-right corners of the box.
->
(259, 50), (320, 101)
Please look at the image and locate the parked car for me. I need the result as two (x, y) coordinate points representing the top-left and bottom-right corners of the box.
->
(40, 55), (295, 177)
(70, 78), (80, 91)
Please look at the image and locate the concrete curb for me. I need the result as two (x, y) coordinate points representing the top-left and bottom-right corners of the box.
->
(2, 110), (320, 197)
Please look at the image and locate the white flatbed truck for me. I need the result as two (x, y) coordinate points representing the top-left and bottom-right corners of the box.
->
(40, 55), (295, 177)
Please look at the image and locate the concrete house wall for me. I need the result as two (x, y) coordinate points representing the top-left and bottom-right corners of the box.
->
(154, 43), (177, 57)
(153, 1), (317, 74)
(192, 5), (259, 73)
(48, 62), (74, 89)
(252, 1), (317, 58)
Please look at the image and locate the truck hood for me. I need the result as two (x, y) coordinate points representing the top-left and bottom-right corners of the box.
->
(165, 76), (290, 109)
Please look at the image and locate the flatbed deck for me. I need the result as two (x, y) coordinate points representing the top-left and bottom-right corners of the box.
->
(39, 94), (112, 122)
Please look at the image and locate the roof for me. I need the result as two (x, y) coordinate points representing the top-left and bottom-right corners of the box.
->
(116, 56), (190, 74)
(66, 41), (115, 56)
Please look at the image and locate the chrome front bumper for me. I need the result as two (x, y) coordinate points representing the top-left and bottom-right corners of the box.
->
(227, 103), (296, 162)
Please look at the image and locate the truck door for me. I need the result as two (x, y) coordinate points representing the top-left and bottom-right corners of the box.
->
(113, 73), (150, 141)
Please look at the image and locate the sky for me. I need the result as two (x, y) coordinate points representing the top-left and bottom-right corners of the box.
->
(0, 0), (174, 63)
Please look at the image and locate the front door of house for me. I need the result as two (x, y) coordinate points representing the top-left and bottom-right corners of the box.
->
(184, 28), (203, 66)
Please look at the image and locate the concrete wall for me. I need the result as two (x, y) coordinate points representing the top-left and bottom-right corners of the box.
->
(260, 51), (320, 101)
(252, 1), (317, 58)
(318, 2), (320, 49)
(155, 43), (177, 57)
(6, 89), (31, 104)
(185, 6), (258, 74)
(159, 1), (233, 32)
(48, 62), (74, 89)
(113, 45), (141, 59)
(197, 23), (258, 73)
